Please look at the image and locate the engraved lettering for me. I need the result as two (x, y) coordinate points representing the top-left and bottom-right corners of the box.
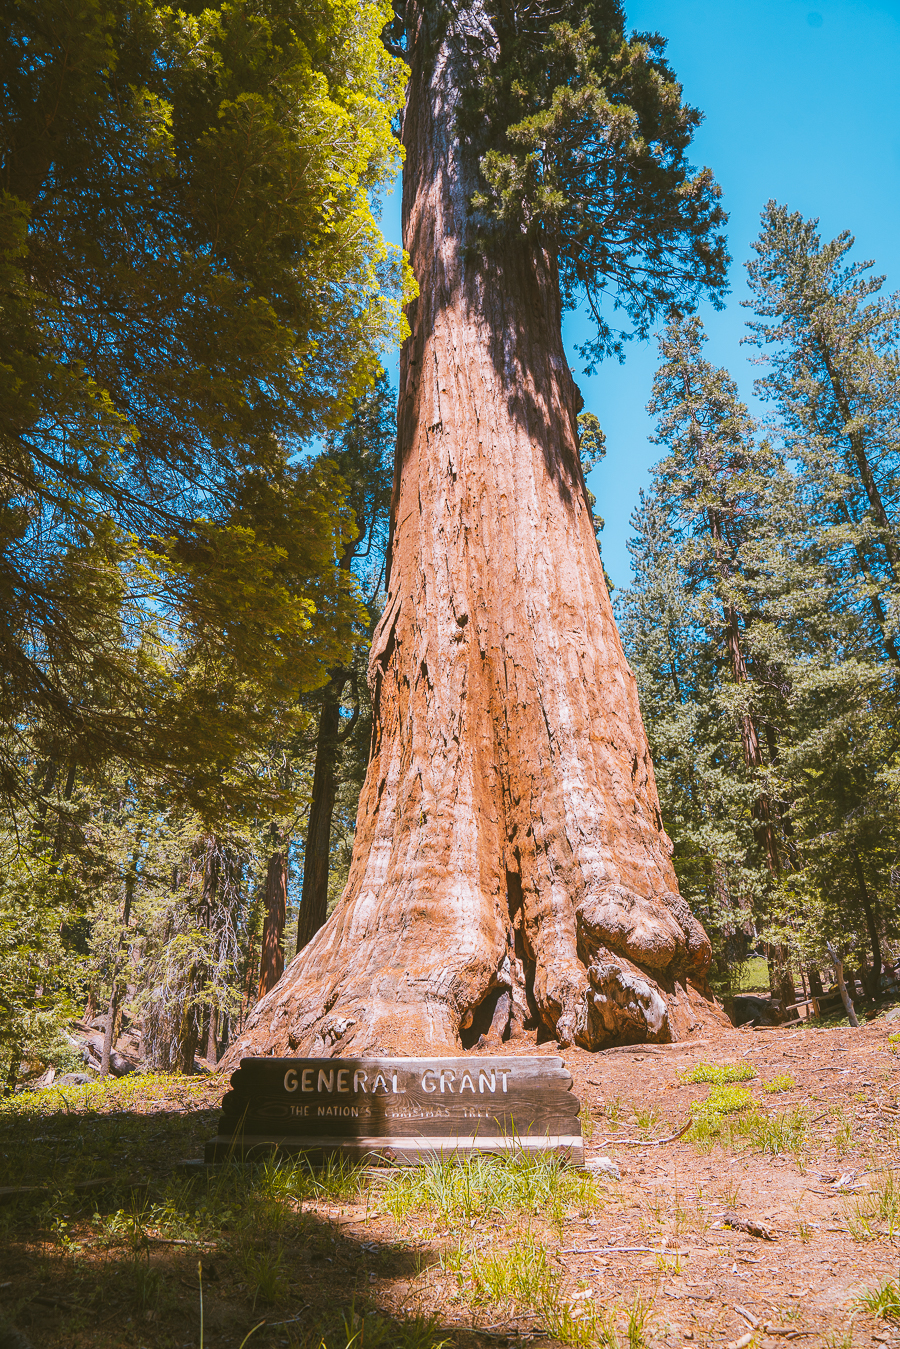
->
(337, 1069), (350, 1093)
(318, 1068), (335, 1093)
(439, 1069), (456, 1093)
(421, 1069), (438, 1093)
(459, 1071), (475, 1093)
(498, 1069), (511, 1092)
(372, 1072), (389, 1093)
(391, 1071), (406, 1094)
(353, 1069), (368, 1093)
(301, 1069), (314, 1092)
(478, 1070), (495, 1094)
(284, 1069), (298, 1093)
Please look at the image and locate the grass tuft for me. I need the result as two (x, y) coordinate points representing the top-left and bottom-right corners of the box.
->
(309, 1302), (453, 1349)
(762, 1073), (796, 1093)
(853, 1271), (900, 1320)
(445, 1231), (557, 1308)
(846, 1171), (900, 1241)
(381, 1151), (603, 1229)
(679, 1061), (756, 1085)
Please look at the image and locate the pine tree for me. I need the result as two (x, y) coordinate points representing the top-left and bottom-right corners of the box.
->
(619, 316), (791, 995)
(742, 204), (900, 998)
(745, 201), (900, 667)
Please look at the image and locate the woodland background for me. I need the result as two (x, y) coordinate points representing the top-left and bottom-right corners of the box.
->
(2, 0), (899, 1090)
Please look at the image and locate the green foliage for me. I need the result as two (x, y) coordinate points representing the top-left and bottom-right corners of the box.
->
(617, 314), (783, 965)
(622, 215), (900, 991)
(0, 0), (410, 807)
(458, 0), (729, 364)
(0, 842), (87, 1081)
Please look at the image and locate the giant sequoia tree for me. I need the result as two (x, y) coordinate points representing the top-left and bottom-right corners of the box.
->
(228, 0), (730, 1060)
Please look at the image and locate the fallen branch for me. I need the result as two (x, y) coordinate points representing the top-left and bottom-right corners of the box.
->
(560, 1244), (691, 1256)
(600, 1119), (693, 1147)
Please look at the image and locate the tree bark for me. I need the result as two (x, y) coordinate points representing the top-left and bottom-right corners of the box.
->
(223, 3), (715, 1064)
(826, 942), (860, 1028)
(178, 838), (219, 1074)
(852, 846), (882, 1001)
(259, 841), (288, 997)
(205, 1007), (218, 1065)
(295, 673), (347, 954)
(101, 842), (140, 1077)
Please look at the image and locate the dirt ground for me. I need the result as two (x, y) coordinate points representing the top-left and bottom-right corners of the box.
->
(1, 1015), (899, 1349)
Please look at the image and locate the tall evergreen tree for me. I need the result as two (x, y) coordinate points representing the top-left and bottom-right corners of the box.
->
(741, 204), (900, 996)
(745, 201), (900, 667)
(619, 316), (791, 994)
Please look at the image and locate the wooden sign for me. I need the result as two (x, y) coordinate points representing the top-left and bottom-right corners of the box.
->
(205, 1056), (582, 1165)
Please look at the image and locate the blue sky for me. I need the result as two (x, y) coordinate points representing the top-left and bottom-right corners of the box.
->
(380, 0), (900, 586)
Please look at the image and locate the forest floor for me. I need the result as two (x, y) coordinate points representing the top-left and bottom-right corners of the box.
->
(1, 1015), (900, 1349)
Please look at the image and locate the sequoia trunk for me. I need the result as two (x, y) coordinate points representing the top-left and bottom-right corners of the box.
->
(224, 3), (716, 1064)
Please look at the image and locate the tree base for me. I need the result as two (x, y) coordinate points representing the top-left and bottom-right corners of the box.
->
(222, 918), (727, 1067)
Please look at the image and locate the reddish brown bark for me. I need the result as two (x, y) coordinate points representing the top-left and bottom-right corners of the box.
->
(259, 843), (288, 998)
(223, 6), (715, 1065)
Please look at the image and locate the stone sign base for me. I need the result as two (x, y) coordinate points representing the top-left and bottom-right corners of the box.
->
(205, 1055), (583, 1166)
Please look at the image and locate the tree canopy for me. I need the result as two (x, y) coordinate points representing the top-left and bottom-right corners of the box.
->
(0, 0), (410, 809)
(449, 0), (729, 364)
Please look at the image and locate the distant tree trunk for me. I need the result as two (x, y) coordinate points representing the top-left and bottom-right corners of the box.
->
(259, 837), (288, 996)
(223, 0), (715, 1063)
(807, 965), (824, 998)
(719, 594), (795, 1009)
(101, 841), (141, 1077)
(4, 1045), (21, 1096)
(827, 941), (860, 1028)
(295, 673), (347, 953)
(853, 847), (882, 1001)
(178, 838), (219, 1074)
(205, 1007), (218, 1065)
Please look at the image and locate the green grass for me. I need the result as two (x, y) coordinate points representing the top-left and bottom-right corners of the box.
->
(736, 956), (771, 991)
(444, 1230), (558, 1307)
(443, 1234), (653, 1349)
(732, 1104), (809, 1156)
(846, 1170), (900, 1241)
(379, 1150), (604, 1230)
(303, 1303), (453, 1349)
(679, 1061), (756, 1085)
(854, 1271), (900, 1320)
(686, 1077), (809, 1158)
(762, 1073), (796, 1093)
